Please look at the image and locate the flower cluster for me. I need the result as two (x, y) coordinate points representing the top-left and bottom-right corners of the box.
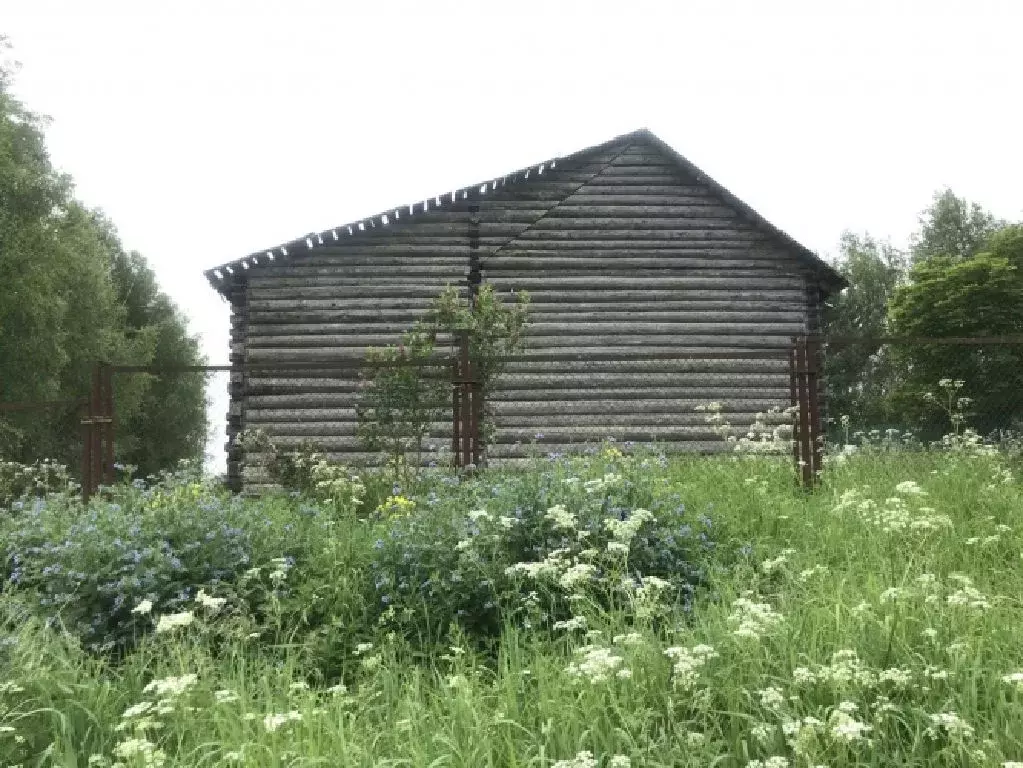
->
(729, 597), (784, 640)
(566, 645), (628, 684)
(663, 643), (718, 690)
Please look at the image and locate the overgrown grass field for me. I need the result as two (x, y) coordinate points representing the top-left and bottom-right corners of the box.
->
(1, 442), (1021, 767)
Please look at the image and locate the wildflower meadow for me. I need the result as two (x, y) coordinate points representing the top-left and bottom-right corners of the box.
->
(1, 432), (1022, 767)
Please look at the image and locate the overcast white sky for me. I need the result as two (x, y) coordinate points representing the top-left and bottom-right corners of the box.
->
(5, 0), (1022, 469)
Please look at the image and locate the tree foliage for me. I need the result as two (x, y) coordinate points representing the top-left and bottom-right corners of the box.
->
(357, 284), (530, 481)
(822, 232), (907, 427)
(910, 188), (1004, 264)
(0, 44), (206, 475)
(889, 225), (1023, 434)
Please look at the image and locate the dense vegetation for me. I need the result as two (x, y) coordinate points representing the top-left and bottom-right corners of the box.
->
(823, 193), (1023, 437)
(0, 43), (206, 476)
(0, 425), (1022, 766)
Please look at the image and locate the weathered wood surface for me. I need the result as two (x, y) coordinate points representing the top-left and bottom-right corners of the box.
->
(234, 137), (815, 479)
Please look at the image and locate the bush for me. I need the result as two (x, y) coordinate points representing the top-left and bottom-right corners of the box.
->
(0, 470), (355, 655)
(0, 458), (74, 508)
(367, 446), (714, 646)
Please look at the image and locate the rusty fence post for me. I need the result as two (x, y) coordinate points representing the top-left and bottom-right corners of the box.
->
(789, 338), (801, 486)
(100, 362), (115, 488)
(451, 354), (461, 468)
(806, 337), (824, 485)
(458, 332), (472, 470)
(80, 400), (94, 504)
(795, 337), (814, 489)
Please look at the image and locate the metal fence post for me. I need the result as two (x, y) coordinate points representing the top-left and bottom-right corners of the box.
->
(806, 337), (824, 485)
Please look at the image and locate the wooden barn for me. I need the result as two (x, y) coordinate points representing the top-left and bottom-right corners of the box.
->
(205, 128), (846, 488)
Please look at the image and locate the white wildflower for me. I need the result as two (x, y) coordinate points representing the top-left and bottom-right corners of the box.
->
(830, 710), (872, 743)
(729, 597), (783, 640)
(559, 563), (596, 590)
(154, 611), (194, 633)
(263, 711), (302, 732)
(1001, 672), (1023, 692)
(926, 711), (974, 739)
(758, 686), (786, 709)
(895, 480), (926, 496)
(131, 599), (153, 616)
(354, 642), (374, 655)
(545, 504), (577, 530)
(878, 667), (914, 687)
(113, 737), (165, 766)
(608, 757), (631, 768)
(664, 644), (718, 690)
(946, 586), (991, 610)
(467, 509), (491, 522)
(746, 758), (790, 768)
(195, 589), (226, 613)
(612, 632), (644, 646)
(121, 702), (154, 720)
(214, 689), (239, 704)
(552, 751), (598, 768)
(143, 674), (197, 698)
(566, 646), (625, 684)
(553, 616), (588, 632)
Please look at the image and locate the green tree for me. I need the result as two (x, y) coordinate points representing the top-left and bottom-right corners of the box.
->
(910, 188), (1003, 264)
(0, 42), (206, 475)
(822, 232), (906, 429)
(888, 225), (1023, 435)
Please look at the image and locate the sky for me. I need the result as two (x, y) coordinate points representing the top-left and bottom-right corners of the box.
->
(4, 0), (1022, 470)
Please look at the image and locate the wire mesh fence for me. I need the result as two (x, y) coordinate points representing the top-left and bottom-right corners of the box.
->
(3, 334), (1022, 503)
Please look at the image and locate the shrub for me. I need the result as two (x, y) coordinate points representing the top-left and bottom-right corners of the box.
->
(0, 458), (74, 508)
(0, 470), (354, 655)
(367, 447), (714, 646)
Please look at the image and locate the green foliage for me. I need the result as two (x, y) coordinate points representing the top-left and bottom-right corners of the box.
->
(910, 187), (1004, 264)
(0, 468), (361, 657)
(0, 48), (206, 476)
(369, 447), (711, 647)
(0, 458), (73, 508)
(237, 428), (367, 512)
(1, 448), (1023, 765)
(888, 242), (1023, 435)
(356, 326), (449, 484)
(357, 284), (530, 478)
(823, 232), (907, 428)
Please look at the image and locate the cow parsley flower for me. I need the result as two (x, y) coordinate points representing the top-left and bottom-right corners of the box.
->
(729, 597), (783, 640)
(552, 751), (598, 768)
(545, 504), (577, 530)
(553, 616), (588, 632)
(664, 644), (718, 690)
(566, 645), (626, 684)
(830, 709), (872, 743)
(154, 611), (194, 633)
(758, 686), (786, 709)
(195, 589), (226, 613)
(895, 480), (926, 496)
(746, 757), (790, 768)
(1001, 672), (1023, 692)
(559, 563), (596, 590)
(926, 711), (974, 740)
(263, 711), (302, 732)
(132, 599), (153, 615)
(143, 673), (197, 698)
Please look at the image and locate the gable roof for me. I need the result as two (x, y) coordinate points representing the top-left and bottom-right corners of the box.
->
(204, 128), (847, 297)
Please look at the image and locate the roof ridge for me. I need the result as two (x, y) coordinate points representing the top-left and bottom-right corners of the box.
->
(204, 128), (846, 295)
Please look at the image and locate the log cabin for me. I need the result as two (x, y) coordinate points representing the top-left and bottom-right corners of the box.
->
(205, 128), (845, 489)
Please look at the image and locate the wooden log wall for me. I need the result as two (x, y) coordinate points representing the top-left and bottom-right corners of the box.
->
(235, 135), (820, 485)
(480, 140), (812, 460)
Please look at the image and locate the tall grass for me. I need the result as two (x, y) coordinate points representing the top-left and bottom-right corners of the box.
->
(1, 447), (1021, 767)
